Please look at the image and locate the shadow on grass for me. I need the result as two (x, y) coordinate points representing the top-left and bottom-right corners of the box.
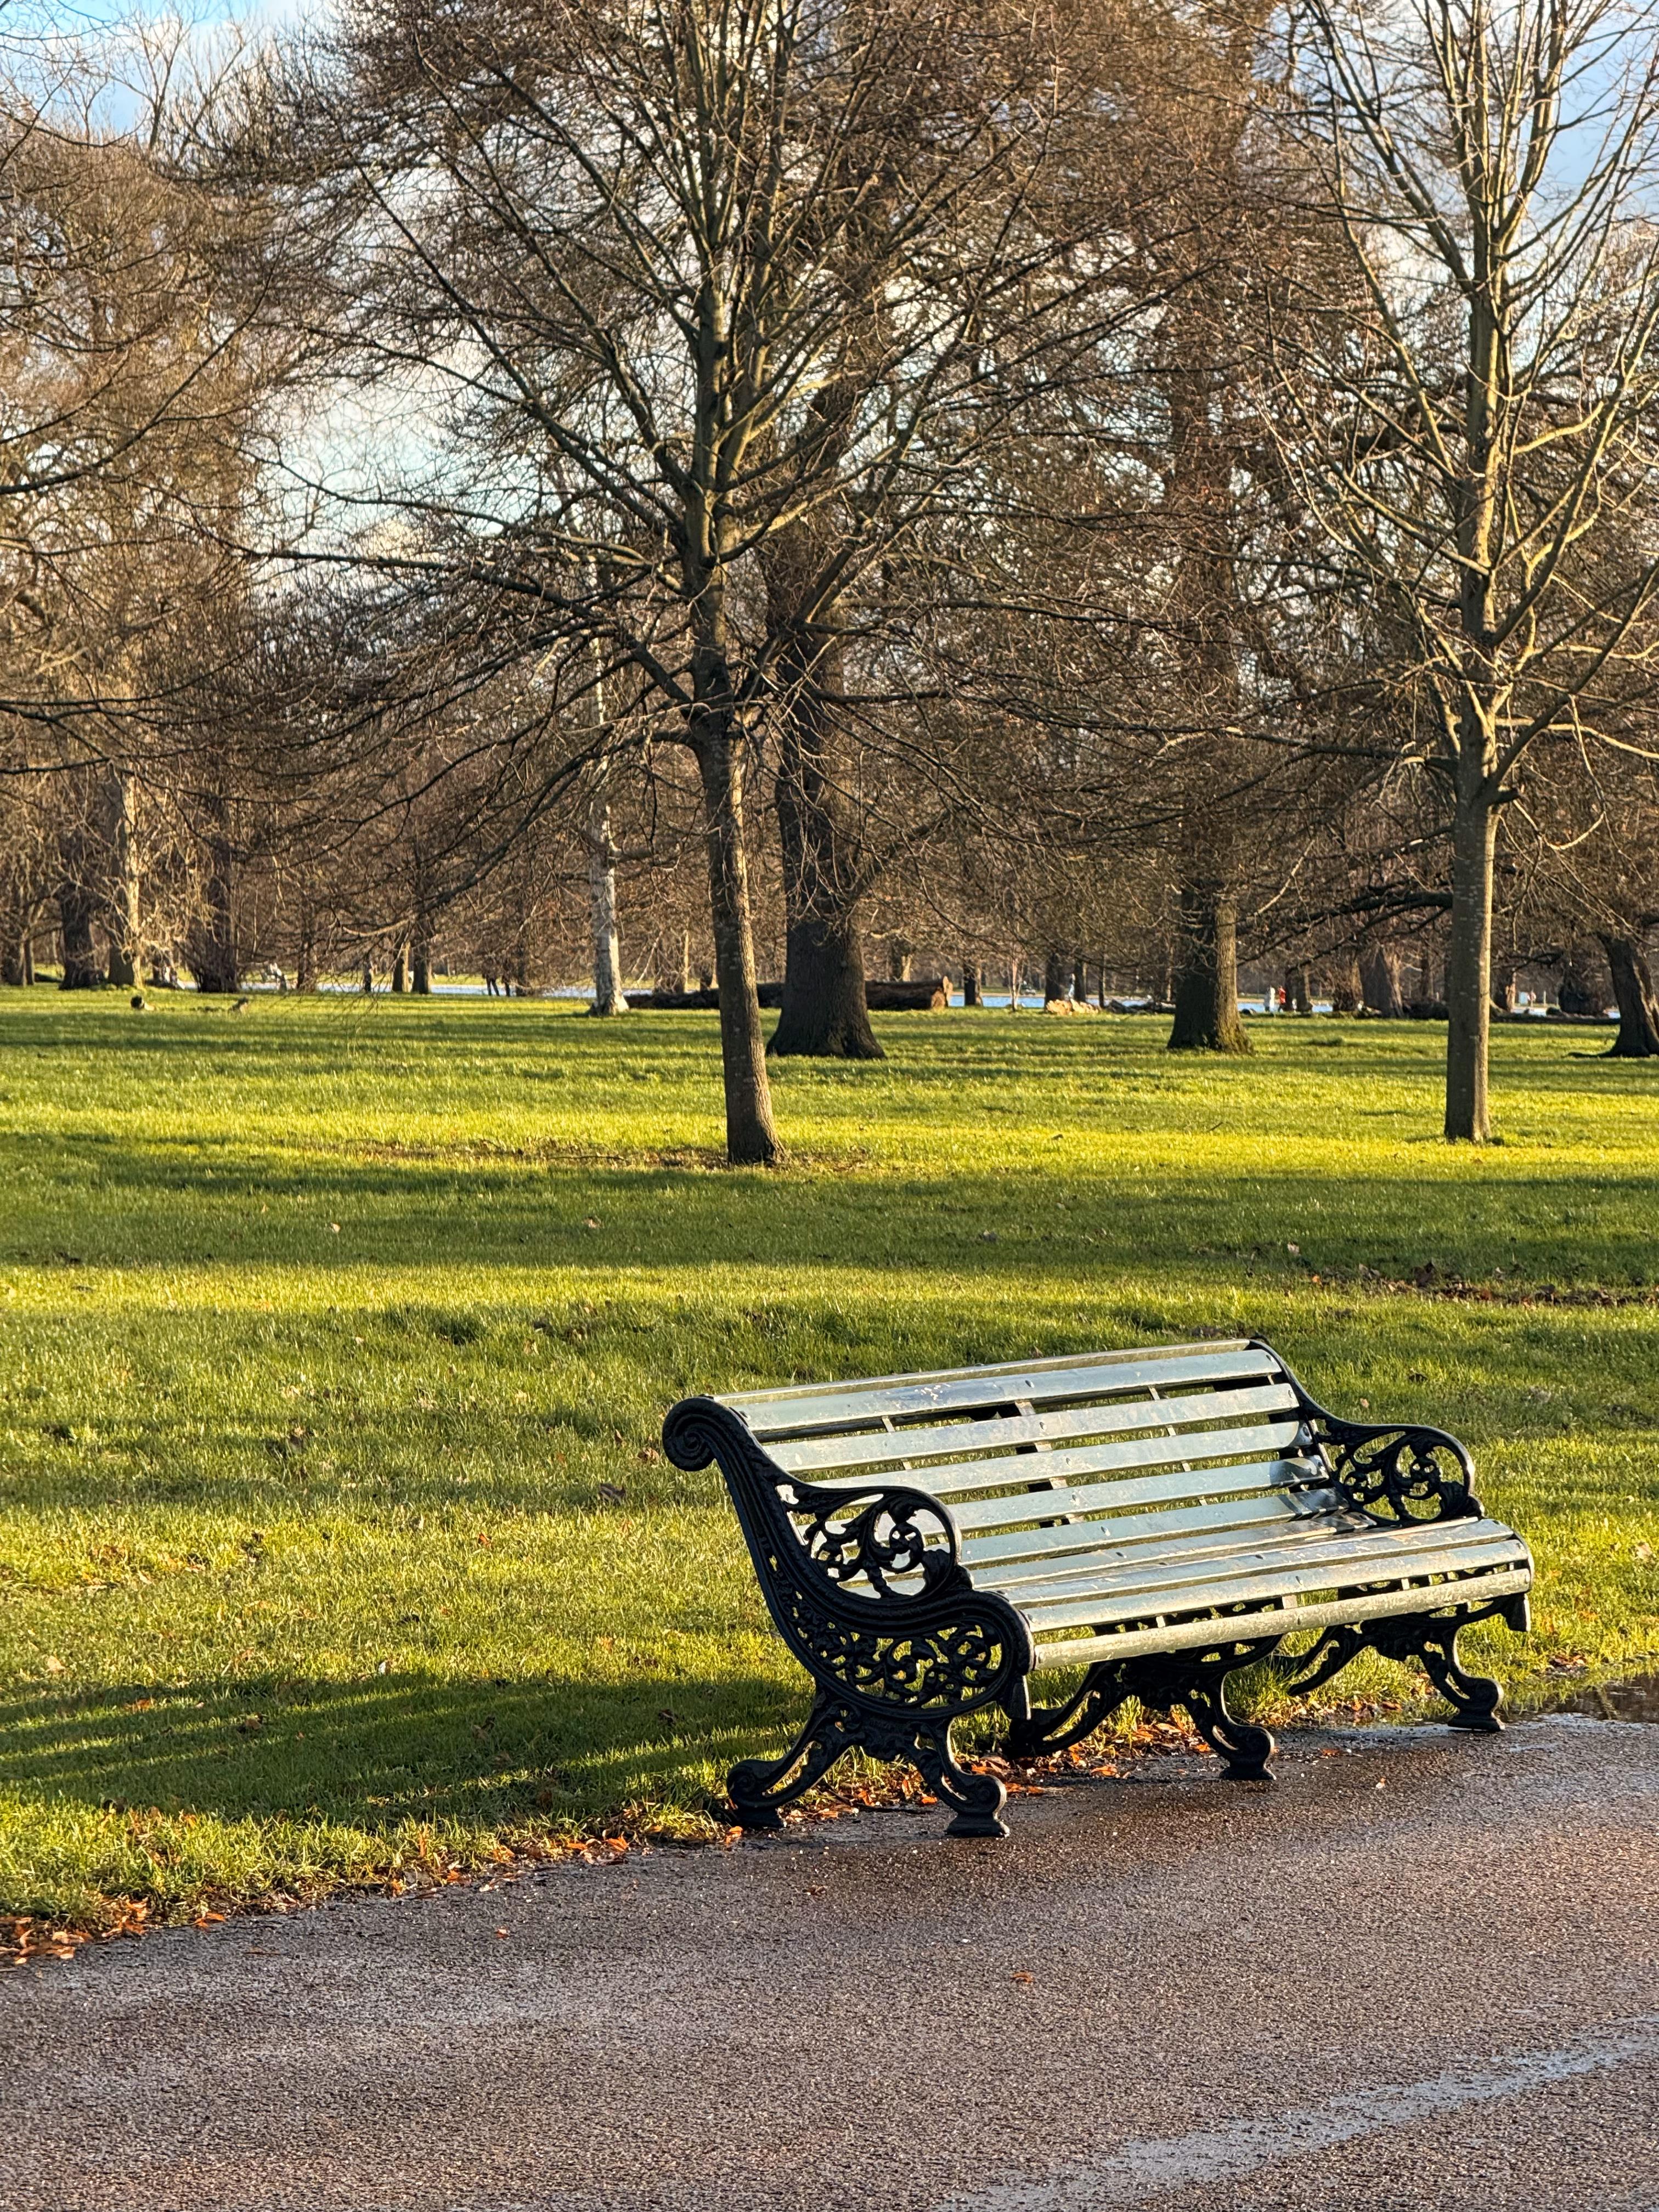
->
(7, 1127), (1659, 1283)
(0, 1667), (795, 1831)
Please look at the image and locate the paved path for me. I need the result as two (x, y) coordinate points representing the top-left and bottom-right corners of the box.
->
(5, 1716), (1657, 2212)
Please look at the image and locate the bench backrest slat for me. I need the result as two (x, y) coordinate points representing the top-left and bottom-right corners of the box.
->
(721, 1341), (1278, 1441)
(944, 1451), (1317, 1536)
(764, 1380), (1300, 1476)
(957, 1485), (1347, 1572)
(803, 1418), (1307, 1508)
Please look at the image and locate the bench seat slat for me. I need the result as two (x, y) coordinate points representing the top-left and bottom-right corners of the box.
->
(984, 1513), (1517, 1609)
(956, 1486), (1347, 1570)
(967, 1505), (1378, 1593)
(943, 1451), (1320, 1535)
(806, 1421), (1310, 1512)
(1029, 1565), (1534, 1670)
(724, 1344), (1280, 1440)
(764, 1381), (1302, 1476)
(1016, 1523), (1530, 1635)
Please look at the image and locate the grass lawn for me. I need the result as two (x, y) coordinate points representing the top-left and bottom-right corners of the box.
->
(2, 989), (1656, 1930)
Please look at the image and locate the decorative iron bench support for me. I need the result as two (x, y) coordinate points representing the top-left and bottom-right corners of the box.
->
(664, 1397), (1032, 1837)
(1006, 1639), (1283, 1778)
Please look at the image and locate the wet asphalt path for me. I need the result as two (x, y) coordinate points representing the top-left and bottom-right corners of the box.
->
(4, 1716), (1657, 2212)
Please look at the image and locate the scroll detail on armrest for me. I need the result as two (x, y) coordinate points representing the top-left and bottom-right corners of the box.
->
(662, 1394), (1033, 1713)
(1248, 1340), (1485, 1527)
(1305, 1409), (1482, 1525)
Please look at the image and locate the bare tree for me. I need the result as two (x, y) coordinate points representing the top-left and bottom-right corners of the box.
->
(270, 0), (1151, 1155)
(1278, 0), (1659, 1137)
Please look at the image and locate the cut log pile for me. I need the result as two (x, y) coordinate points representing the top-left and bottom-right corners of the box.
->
(628, 977), (953, 1011)
(865, 977), (951, 1010)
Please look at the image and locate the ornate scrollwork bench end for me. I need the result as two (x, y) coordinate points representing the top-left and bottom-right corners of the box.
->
(663, 1393), (1029, 1837)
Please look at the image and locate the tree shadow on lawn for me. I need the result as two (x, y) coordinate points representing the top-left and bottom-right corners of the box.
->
(0, 1666), (794, 1835)
(5, 1129), (1659, 1283)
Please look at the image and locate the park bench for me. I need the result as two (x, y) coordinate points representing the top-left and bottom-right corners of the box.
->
(662, 1339), (1533, 1836)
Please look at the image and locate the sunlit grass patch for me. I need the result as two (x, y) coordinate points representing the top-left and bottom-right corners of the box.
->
(1, 990), (1656, 1925)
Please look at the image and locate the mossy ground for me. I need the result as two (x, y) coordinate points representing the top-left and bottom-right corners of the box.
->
(2, 990), (1655, 1927)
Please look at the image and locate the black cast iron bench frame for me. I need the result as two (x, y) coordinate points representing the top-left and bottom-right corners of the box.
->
(662, 1339), (1533, 1837)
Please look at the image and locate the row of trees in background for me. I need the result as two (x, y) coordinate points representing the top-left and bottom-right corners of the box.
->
(3, 0), (1659, 1155)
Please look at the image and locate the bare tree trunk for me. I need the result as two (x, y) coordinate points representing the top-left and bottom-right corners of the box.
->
(1008, 956), (1022, 1010)
(656, 930), (692, 993)
(695, 715), (780, 1165)
(1361, 944), (1405, 1018)
(105, 773), (140, 988)
(888, 941), (913, 982)
(391, 944), (408, 992)
(768, 616), (880, 1059)
(1168, 884), (1249, 1052)
(296, 904), (318, 992)
(362, 958), (374, 995)
(58, 879), (103, 989)
(1599, 935), (1659, 1057)
(1444, 786), (1498, 1141)
(1329, 953), (1361, 1013)
(194, 800), (239, 994)
(772, 910), (878, 1056)
(412, 936), (431, 995)
(1558, 945), (1604, 1015)
(1285, 963), (1312, 1014)
(1042, 949), (1070, 1005)
(961, 960), (984, 1007)
(586, 778), (628, 1017)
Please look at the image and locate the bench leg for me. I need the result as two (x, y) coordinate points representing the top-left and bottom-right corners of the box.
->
(727, 1690), (858, 1831)
(1180, 1672), (1277, 1781)
(912, 1720), (1009, 1838)
(1403, 1620), (1505, 1733)
(728, 1697), (1009, 1836)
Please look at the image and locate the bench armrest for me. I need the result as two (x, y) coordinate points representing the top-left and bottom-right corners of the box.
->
(1305, 1407), (1481, 1524)
(1260, 1346), (1483, 1525)
(663, 1395), (1033, 1714)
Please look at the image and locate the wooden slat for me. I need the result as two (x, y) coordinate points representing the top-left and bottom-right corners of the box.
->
(957, 1486), (1345, 1571)
(725, 1345), (1280, 1440)
(1029, 1564), (1533, 1669)
(724, 1338), (1253, 1411)
(944, 1449), (1318, 1537)
(968, 1504), (1374, 1594)
(1014, 1525), (1531, 1636)
(988, 1514), (1522, 1612)
(765, 1381), (1301, 1477)
(805, 1422), (1308, 1515)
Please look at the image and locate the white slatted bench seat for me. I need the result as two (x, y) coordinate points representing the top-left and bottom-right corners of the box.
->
(662, 1338), (1533, 1836)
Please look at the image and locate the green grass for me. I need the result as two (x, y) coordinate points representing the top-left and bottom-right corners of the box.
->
(2, 989), (1657, 1927)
